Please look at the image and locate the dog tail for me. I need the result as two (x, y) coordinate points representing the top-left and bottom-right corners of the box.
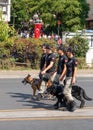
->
(83, 90), (92, 101)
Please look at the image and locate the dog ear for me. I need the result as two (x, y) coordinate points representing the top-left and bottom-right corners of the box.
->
(28, 74), (31, 77)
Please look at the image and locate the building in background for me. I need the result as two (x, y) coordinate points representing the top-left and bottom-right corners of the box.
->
(86, 0), (93, 29)
(0, 0), (11, 22)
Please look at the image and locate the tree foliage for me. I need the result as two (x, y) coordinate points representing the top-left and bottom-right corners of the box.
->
(0, 21), (9, 42)
(0, 11), (16, 42)
(11, 0), (89, 32)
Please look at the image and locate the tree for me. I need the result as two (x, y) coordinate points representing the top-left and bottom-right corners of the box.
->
(0, 10), (16, 42)
(79, 0), (89, 29)
(11, 0), (89, 32)
(0, 21), (9, 42)
(0, 11), (9, 41)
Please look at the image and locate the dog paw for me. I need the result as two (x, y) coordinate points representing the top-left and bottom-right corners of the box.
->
(35, 94), (42, 100)
(24, 98), (32, 102)
(54, 106), (59, 109)
(80, 101), (85, 108)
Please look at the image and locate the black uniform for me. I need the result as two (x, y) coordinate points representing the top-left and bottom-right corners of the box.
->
(57, 55), (68, 74)
(45, 53), (56, 73)
(40, 53), (47, 70)
(66, 57), (78, 77)
(39, 53), (47, 79)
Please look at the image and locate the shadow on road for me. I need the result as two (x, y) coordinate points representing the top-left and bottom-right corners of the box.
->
(7, 92), (55, 109)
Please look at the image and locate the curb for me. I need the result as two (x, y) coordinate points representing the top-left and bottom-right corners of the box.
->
(0, 70), (93, 78)
(0, 107), (93, 121)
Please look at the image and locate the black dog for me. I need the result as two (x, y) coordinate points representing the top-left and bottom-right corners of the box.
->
(45, 81), (92, 109)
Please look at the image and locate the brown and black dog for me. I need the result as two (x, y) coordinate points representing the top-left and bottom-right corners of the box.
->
(22, 74), (42, 97)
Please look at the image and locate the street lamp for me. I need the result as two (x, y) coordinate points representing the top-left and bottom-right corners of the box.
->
(52, 12), (62, 37)
(56, 13), (62, 37)
(12, 12), (17, 27)
(57, 19), (61, 36)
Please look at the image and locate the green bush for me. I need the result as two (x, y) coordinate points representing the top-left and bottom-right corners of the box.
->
(10, 38), (56, 69)
(0, 35), (89, 69)
(0, 58), (15, 69)
(0, 37), (15, 58)
(0, 21), (16, 42)
(0, 11), (16, 42)
(66, 35), (89, 57)
(77, 57), (87, 69)
(0, 21), (9, 42)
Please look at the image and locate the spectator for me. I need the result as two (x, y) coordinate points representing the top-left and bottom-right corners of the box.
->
(57, 37), (62, 45)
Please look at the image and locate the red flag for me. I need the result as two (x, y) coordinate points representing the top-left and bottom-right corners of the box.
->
(34, 23), (42, 38)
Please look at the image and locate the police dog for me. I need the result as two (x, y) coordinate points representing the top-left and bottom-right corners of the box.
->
(45, 79), (92, 109)
(22, 74), (42, 97)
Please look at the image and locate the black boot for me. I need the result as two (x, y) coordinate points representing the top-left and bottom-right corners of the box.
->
(67, 101), (76, 112)
(53, 101), (59, 109)
(54, 101), (66, 109)
(60, 101), (67, 107)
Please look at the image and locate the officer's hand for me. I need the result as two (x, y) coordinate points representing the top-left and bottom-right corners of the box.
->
(72, 78), (76, 84)
(41, 70), (46, 75)
(59, 76), (63, 81)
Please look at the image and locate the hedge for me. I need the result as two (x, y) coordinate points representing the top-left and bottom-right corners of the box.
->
(0, 37), (56, 69)
(0, 36), (90, 69)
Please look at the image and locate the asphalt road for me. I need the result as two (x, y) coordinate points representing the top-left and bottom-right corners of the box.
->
(0, 77), (93, 130)
(0, 77), (93, 110)
(0, 119), (93, 130)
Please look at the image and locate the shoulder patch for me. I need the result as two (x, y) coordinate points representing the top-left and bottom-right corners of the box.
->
(65, 59), (68, 62)
(52, 57), (55, 60)
(75, 61), (78, 64)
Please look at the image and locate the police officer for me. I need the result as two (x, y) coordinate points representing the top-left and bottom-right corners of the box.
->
(63, 47), (78, 112)
(53, 46), (67, 108)
(37, 44), (47, 99)
(54, 46), (68, 84)
(39, 43), (47, 79)
(41, 44), (56, 81)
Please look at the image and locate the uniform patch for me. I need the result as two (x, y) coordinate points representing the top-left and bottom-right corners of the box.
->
(52, 57), (55, 60)
(65, 59), (68, 62)
(75, 61), (78, 65)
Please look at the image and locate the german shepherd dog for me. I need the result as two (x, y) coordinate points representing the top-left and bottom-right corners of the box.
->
(22, 74), (42, 97)
(44, 79), (92, 109)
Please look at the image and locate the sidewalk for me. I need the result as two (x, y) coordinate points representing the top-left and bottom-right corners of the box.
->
(0, 69), (93, 78)
(0, 107), (93, 121)
(77, 69), (93, 77)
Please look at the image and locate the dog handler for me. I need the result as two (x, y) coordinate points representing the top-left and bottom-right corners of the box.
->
(64, 47), (78, 112)
(41, 44), (56, 99)
(53, 46), (68, 84)
(52, 46), (68, 108)
(39, 43), (47, 79)
(38, 43), (47, 98)
(41, 44), (56, 81)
